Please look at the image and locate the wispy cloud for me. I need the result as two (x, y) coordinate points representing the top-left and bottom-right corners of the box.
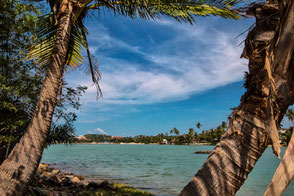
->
(69, 18), (248, 106)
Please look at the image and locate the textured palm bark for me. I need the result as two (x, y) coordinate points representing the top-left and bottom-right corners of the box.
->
(264, 1), (294, 195)
(0, 1), (73, 195)
(180, 1), (294, 195)
(264, 128), (294, 196)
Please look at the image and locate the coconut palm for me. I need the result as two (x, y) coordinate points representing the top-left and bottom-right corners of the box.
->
(196, 122), (202, 129)
(173, 127), (180, 136)
(188, 128), (195, 136)
(0, 0), (243, 195)
(181, 0), (294, 195)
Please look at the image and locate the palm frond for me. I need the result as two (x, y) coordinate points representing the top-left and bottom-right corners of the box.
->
(45, 123), (75, 147)
(80, 22), (102, 99)
(27, 13), (57, 67)
(27, 12), (102, 98)
(88, 0), (245, 23)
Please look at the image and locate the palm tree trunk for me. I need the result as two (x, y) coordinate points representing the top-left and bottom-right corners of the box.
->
(264, 129), (294, 196)
(180, 1), (294, 195)
(0, 1), (73, 195)
(263, 1), (294, 194)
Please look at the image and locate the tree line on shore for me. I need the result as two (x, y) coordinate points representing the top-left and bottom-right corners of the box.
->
(75, 117), (294, 145)
(75, 121), (228, 145)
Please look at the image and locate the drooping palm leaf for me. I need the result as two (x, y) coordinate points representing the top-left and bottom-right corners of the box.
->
(27, 11), (103, 97)
(87, 0), (245, 23)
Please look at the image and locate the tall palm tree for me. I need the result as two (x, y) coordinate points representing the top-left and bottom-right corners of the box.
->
(188, 128), (195, 143)
(173, 127), (180, 136)
(0, 0), (243, 195)
(188, 128), (195, 136)
(181, 0), (294, 195)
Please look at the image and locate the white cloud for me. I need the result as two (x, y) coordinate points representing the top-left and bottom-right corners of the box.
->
(68, 19), (249, 106)
(92, 127), (108, 135)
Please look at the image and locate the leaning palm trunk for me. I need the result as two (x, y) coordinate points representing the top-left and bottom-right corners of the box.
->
(264, 129), (294, 196)
(0, 1), (73, 195)
(181, 0), (294, 195)
(264, 1), (294, 195)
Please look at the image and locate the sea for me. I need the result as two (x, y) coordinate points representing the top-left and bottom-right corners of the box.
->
(42, 144), (294, 196)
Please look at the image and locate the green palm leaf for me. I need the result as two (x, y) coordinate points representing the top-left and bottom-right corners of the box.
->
(87, 0), (245, 23)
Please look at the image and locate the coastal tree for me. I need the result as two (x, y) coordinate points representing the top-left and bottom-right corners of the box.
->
(0, 0), (86, 164)
(188, 128), (195, 142)
(181, 0), (294, 195)
(196, 122), (202, 130)
(173, 127), (180, 136)
(0, 0), (243, 195)
(286, 108), (294, 125)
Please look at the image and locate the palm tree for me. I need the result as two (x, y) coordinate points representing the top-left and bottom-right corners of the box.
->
(188, 128), (195, 144)
(221, 121), (227, 129)
(286, 108), (294, 125)
(181, 1), (294, 195)
(0, 1), (242, 195)
(173, 127), (180, 136)
(188, 128), (195, 136)
(196, 122), (202, 130)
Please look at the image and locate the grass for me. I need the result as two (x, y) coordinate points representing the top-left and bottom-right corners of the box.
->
(83, 183), (154, 196)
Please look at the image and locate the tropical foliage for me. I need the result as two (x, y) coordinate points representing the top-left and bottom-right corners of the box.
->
(75, 121), (227, 144)
(0, 0), (87, 164)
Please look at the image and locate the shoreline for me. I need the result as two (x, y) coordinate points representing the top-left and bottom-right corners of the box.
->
(72, 142), (213, 145)
(28, 163), (154, 196)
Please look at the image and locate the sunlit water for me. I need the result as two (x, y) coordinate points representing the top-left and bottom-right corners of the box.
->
(42, 144), (294, 195)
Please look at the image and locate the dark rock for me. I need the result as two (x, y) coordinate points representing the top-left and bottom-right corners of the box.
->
(61, 177), (73, 187)
(100, 181), (114, 190)
(194, 151), (212, 154)
(100, 181), (110, 188)
(87, 181), (100, 189)
(43, 175), (59, 186)
(28, 187), (46, 196)
(75, 182), (85, 189)
(47, 167), (54, 172)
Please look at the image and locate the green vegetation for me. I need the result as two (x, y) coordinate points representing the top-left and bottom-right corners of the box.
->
(278, 109), (294, 145)
(89, 183), (154, 196)
(0, 0), (86, 164)
(279, 127), (293, 146)
(75, 121), (228, 145)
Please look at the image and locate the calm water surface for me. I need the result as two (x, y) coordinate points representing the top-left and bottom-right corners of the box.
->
(42, 144), (294, 195)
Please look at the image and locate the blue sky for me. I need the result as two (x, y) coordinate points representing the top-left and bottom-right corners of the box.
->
(66, 12), (257, 136)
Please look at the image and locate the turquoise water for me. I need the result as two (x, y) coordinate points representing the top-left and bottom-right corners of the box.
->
(42, 144), (294, 195)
